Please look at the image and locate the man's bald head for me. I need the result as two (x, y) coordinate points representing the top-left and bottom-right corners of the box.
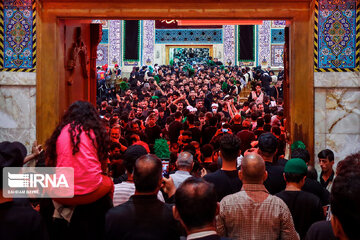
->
(240, 153), (266, 184)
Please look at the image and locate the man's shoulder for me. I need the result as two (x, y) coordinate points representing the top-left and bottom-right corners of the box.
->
(303, 178), (330, 204)
(107, 200), (133, 216)
(237, 130), (255, 137)
(220, 190), (245, 203)
(169, 121), (182, 128)
(266, 163), (284, 172)
(304, 178), (324, 192)
(203, 169), (223, 181)
(298, 190), (322, 204)
(305, 220), (336, 240)
(266, 194), (290, 208)
(276, 190), (320, 202)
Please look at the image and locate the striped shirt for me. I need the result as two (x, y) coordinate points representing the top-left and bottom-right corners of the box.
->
(113, 181), (164, 207)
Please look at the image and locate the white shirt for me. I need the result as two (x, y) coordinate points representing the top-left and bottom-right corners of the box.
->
(170, 170), (192, 189)
(187, 231), (217, 240)
(113, 181), (164, 206)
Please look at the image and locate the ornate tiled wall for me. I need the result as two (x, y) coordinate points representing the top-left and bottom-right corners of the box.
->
(257, 21), (271, 67)
(271, 45), (284, 67)
(153, 25), (224, 65)
(94, 20), (110, 66)
(155, 29), (222, 44)
(223, 25), (236, 66)
(1, 0), (36, 71)
(314, 0), (360, 169)
(256, 20), (285, 68)
(96, 20), (285, 68)
(270, 29), (285, 44)
(314, 0), (358, 71)
(142, 20), (155, 65)
(100, 29), (108, 44)
(109, 20), (122, 66)
(0, 0), (37, 152)
(96, 44), (108, 66)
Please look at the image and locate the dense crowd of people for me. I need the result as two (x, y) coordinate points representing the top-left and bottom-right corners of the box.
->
(0, 61), (359, 240)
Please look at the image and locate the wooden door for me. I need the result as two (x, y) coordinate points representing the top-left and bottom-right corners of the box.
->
(59, 20), (101, 114)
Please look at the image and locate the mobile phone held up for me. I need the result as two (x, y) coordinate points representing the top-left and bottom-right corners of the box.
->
(161, 160), (169, 178)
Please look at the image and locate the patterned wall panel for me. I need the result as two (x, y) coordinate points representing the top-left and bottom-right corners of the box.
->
(271, 20), (286, 28)
(96, 44), (108, 66)
(271, 29), (285, 44)
(109, 20), (121, 66)
(1, 0), (36, 72)
(142, 20), (155, 65)
(155, 29), (222, 44)
(271, 45), (284, 66)
(315, 0), (359, 71)
(257, 21), (271, 66)
(93, 20), (111, 67)
(223, 25), (235, 65)
(100, 29), (108, 44)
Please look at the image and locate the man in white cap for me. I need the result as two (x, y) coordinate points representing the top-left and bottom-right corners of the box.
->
(211, 103), (219, 114)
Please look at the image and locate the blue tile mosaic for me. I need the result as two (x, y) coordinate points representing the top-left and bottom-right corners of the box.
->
(100, 29), (109, 44)
(317, 0), (357, 69)
(271, 29), (285, 44)
(155, 29), (222, 44)
(3, 0), (35, 69)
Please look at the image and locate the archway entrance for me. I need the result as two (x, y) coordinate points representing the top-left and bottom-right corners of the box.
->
(37, 0), (314, 157)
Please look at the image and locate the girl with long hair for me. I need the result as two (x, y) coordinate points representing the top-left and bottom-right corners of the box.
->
(46, 100), (113, 205)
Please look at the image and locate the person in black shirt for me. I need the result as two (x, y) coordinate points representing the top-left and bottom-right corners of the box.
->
(276, 158), (324, 239)
(258, 133), (286, 194)
(0, 141), (48, 240)
(260, 72), (272, 96)
(305, 221), (336, 240)
(203, 134), (242, 202)
(270, 81), (283, 101)
(168, 112), (184, 144)
(202, 116), (218, 145)
(157, 107), (168, 129)
(291, 148), (330, 207)
(144, 113), (161, 145)
(187, 114), (202, 143)
(328, 152), (360, 240)
(230, 114), (243, 135)
(317, 149), (335, 192)
(105, 154), (181, 240)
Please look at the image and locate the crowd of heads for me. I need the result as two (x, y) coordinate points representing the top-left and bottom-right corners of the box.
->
(1, 62), (360, 240)
(96, 62), (287, 175)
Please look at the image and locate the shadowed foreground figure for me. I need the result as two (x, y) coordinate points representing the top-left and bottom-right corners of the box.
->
(174, 177), (229, 240)
(217, 153), (299, 240)
(105, 154), (181, 240)
(305, 152), (360, 240)
(330, 152), (360, 240)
